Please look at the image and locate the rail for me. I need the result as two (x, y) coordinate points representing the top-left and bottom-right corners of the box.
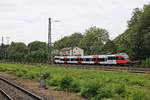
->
(0, 77), (44, 100)
(0, 88), (13, 100)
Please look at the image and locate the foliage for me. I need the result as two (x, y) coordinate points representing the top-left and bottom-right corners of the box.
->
(81, 82), (113, 100)
(141, 58), (150, 67)
(7, 42), (28, 62)
(101, 40), (117, 54)
(53, 32), (83, 50)
(0, 63), (150, 99)
(114, 4), (150, 60)
(28, 41), (47, 51)
(59, 76), (80, 92)
(79, 26), (110, 55)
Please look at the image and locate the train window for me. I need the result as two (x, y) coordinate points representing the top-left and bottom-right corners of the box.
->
(60, 59), (64, 61)
(98, 58), (107, 61)
(71, 58), (75, 61)
(54, 58), (59, 60)
(85, 58), (90, 61)
(66, 58), (70, 61)
(108, 56), (116, 60)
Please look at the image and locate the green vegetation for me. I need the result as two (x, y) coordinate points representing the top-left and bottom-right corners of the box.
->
(114, 4), (150, 60)
(141, 58), (150, 67)
(0, 63), (150, 100)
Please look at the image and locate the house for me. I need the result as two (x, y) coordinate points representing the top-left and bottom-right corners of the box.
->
(60, 47), (84, 56)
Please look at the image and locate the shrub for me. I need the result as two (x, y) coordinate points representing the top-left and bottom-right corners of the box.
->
(132, 91), (148, 100)
(115, 84), (126, 96)
(81, 82), (112, 100)
(68, 81), (80, 92)
(47, 77), (61, 86)
(59, 76), (80, 92)
(15, 69), (27, 77)
(16, 70), (25, 77)
(60, 76), (73, 90)
(24, 71), (39, 80)
(44, 71), (51, 79)
(130, 80), (144, 86)
(96, 86), (113, 99)
(81, 82), (100, 98)
(0, 67), (7, 72)
(141, 58), (150, 67)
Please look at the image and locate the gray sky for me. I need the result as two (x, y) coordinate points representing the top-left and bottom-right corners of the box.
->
(0, 0), (149, 44)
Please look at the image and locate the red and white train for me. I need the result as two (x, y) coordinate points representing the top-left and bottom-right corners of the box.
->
(54, 53), (130, 65)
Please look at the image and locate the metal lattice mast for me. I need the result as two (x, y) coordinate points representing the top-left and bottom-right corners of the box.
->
(48, 18), (52, 64)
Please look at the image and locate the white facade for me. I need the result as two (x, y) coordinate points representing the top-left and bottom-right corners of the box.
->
(60, 47), (84, 56)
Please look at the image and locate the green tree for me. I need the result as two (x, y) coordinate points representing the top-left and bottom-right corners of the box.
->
(53, 32), (83, 50)
(102, 40), (117, 54)
(7, 42), (28, 62)
(28, 41), (47, 51)
(27, 41), (48, 63)
(79, 26), (109, 55)
(114, 3), (150, 60)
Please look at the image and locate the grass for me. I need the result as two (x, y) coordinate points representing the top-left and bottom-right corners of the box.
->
(0, 63), (150, 100)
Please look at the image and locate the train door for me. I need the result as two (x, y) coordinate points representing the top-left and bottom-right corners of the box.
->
(92, 55), (98, 64)
(77, 56), (82, 64)
(64, 56), (68, 64)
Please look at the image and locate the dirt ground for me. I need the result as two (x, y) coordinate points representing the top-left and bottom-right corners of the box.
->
(0, 72), (86, 100)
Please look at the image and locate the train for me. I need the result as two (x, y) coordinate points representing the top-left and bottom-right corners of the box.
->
(54, 53), (130, 65)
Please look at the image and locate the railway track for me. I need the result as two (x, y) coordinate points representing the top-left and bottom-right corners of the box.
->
(0, 88), (13, 100)
(54, 64), (150, 74)
(0, 77), (44, 100)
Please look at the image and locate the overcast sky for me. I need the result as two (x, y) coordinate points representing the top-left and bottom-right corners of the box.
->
(0, 0), (149, 44)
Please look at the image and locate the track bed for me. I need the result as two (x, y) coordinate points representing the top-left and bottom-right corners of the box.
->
(0, 77), (43, 100)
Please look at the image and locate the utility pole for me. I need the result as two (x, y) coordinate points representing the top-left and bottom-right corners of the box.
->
(48, 18), (60, 64)
(48, 18), (52, 64)
(2, 36), (4, 45)
(1, 36), (4, 60)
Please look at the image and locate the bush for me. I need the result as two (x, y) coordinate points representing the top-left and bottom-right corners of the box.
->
(81, 82), (113, 100)
(130, 80), (144, 87)
(68, 81), (80, 92)
(59, 76), (80, 92)
(115, 84), (126, 96)
(141, 58), (150, 67)
(96, 86), (113, 99)
(16, 70), (25, 77)
(47, 77), (61, 86)
(16, 69), (27, 77)
(132, 91), (148, 100)
(24, 71), (39, 80)
(0, 67), (7, 72)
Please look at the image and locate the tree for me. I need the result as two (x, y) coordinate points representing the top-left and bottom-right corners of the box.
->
(7, 42), (28, 62)
(114, 3), (150, 60)
(53, 32), (83, 50)
(79, 26), (109, 55)
(101, 40), (117, 54)
(28, 41), (47, 52)
(27, 41), (48, 63)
